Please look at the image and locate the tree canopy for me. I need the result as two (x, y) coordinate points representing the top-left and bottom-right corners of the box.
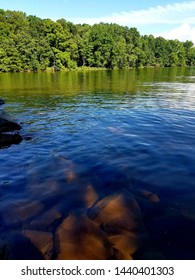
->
(0, 9), (195, 72)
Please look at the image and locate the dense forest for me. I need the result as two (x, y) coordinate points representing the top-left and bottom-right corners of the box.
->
(0, 9), (195, 72)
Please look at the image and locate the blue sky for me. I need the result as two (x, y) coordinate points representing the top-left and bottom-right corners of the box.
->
(1, 0), (195, 43)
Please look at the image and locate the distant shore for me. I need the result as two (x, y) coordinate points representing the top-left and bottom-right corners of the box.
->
(1, 65), (190, 74)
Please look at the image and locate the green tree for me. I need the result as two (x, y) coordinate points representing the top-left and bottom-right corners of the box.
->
(0, 8), (194, 72)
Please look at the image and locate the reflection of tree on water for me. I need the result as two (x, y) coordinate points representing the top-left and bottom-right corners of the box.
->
(0, 155), (161, 260)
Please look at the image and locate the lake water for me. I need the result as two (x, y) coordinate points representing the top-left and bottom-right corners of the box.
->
(0, 67), (195, 259)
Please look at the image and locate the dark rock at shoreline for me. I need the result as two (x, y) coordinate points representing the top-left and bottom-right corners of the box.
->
(0, 99), (5, 105)
(0, 133), (23, 148)
(0, 117), (22, 133)
(0, 114), (23, 148)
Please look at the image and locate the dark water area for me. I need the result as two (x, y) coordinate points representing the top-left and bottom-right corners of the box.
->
(0, 67), (195, 259)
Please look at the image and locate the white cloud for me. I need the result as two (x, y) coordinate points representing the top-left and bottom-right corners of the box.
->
(156, 23), (195, 43)
(69, 1), (195, 26)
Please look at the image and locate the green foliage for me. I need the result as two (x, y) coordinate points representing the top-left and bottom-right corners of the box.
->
(0, 8), (195, 72)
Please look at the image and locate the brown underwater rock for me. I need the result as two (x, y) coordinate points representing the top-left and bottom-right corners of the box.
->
(1, 199), (44, 225)
(30, 207), (62, 230)
(3, 232), (44, 260)
(88, 191), (145, 232)
(84, 184), (99, 208)
(88, 191), (148, 258)
(22, 230), (53, 260)
(55, 211), (118, 260)
(134, 189), (160, 204)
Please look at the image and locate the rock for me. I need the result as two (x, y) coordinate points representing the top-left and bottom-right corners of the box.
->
(0, 239), (7, 259)
(89, 191), (144, 233)
(0, 117), (22, 133)
(134, 189), (160, 204)
(132, 189), (161, 220)
(84, 184), (99, 208)
(30, 208), (62, 230)
(55, 210), (116, 260)
(4, 233), (44, 260)
(0, 99), (5, 105)
(27, 179), (59, 197)
(1, 199), (44, 225)
(0, 112), (23, 148)
(22, 230), (53, 260)
(109, 231), (144, 258)
(88, 191), (148, 257)
(0, 133), (23, 148)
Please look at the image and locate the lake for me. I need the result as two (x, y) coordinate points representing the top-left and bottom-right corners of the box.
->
(0, 67), (195, 260)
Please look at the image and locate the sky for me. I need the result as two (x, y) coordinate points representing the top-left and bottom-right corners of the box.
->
(1, 0), (195, 43)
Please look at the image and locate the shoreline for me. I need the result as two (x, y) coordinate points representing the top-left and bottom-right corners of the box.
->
(0, 65), (193, 74)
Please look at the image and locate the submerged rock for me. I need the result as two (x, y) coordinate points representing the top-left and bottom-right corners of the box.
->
(55, 210), (117, 260)
(3, 233), (44, 260)
(0, 239), (7, 259)
(88, 191), (148, 258)
(1, 199), (44, 225)
(30, 207), (62, 230)
(133, 189), (160, 204)
(89, 191), (145, 233)
(54, 188), (150, 260)
(22, 230), (53, 260)
(84, 184), (99, 208)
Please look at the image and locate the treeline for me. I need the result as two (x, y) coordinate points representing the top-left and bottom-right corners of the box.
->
(0, 9), (195, 72)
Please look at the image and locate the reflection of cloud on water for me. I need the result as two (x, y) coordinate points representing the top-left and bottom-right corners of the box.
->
(140, 82), (195, 109)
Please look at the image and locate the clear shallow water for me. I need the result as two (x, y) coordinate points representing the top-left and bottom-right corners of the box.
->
(0, 67), (195, 259)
